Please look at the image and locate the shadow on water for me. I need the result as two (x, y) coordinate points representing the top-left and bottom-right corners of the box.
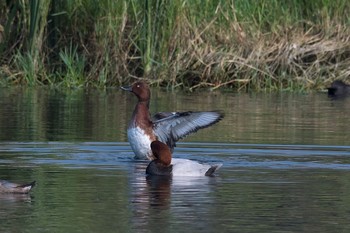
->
(0, 87), (349, 232)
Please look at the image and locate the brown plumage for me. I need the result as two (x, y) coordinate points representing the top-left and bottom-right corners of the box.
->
(151, 140), (172, 166)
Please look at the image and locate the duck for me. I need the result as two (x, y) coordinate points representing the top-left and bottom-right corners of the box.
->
(327, 80), (350, 98)
(0, 180), (36, 194)
(146, 140), (222, 177)
(121, 81), (224, 160)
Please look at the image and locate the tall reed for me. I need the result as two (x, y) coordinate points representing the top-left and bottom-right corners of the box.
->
(0, 0), (349, 90)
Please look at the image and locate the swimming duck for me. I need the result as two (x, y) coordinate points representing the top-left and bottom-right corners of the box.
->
(327, 80), (350, 98)
(0, 180), (36, 194)
(146, 140), (222, 176)
(121, 81), (224, 160)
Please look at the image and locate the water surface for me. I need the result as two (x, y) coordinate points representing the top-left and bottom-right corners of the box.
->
(0, 87), (349, 233)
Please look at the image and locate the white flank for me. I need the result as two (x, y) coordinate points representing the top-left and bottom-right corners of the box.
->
(171, 158), (222, 176)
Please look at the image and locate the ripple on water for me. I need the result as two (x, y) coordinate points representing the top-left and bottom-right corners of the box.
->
(0, 142), (350, 171)
(1, 141), (350, 233)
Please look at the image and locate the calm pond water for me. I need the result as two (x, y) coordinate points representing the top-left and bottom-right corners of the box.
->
(0, 87), (349, 233)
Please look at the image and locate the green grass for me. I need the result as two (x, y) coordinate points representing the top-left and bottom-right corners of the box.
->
(0, 0), (349, 91)
(58, 44), (86, 88)
(13, 52), (38, 85)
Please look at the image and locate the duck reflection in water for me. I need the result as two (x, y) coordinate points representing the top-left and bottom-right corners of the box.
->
(131, 141), (222, 230)
(130, 154), (221, 231)
(146, 175), (172, 208)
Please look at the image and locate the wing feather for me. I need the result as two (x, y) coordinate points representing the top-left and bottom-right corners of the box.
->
(153, 111), (223, 149)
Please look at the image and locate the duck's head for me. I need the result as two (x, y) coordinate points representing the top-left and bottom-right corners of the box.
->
(146, 140), (173, 176)
(121, 81), (151, 102)
(327, 80), (350, 97)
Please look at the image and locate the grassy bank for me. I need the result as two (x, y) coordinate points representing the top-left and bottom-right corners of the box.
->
(0, 0), (349, 91)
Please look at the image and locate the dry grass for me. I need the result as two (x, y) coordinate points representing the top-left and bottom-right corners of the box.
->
(0, 0), (349, 91)
(166, 19), (350, 91)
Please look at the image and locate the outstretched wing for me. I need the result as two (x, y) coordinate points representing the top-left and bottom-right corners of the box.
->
(153, 111), (223, 149)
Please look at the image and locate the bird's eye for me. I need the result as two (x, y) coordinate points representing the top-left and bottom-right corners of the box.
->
(137, 85), (140, 88)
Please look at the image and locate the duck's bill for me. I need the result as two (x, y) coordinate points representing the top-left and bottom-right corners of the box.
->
(120, 85), (132, 91)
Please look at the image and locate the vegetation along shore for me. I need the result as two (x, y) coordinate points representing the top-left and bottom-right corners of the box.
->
(0, 0), (349, 91)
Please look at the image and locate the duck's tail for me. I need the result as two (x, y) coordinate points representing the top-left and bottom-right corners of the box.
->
(17, 181), (36, 193)
(205, 164), (223, 176)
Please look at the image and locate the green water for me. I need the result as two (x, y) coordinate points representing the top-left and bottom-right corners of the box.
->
(0, 87), (349, 233)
